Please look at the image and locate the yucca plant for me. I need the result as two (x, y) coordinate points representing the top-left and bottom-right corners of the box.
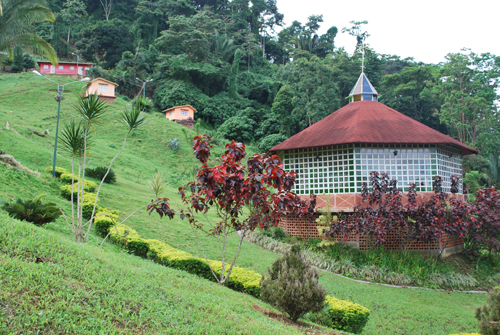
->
(59, 95), (148, 243)
(168, 138), (180, 153)
(2, 194), (61, 226)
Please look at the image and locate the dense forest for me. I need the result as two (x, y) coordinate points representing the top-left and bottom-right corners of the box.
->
(3, 0), (500, 189)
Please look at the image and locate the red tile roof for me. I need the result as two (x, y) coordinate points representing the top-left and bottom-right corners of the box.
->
(270, 101), (477, 155)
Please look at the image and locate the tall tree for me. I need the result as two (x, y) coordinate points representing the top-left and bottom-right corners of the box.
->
(342, 20), (370, 53)
(278, 56), (340, 130)
(60, 0), (87, 43)
(380, 64), (442, 130)
(271, 84), (295, 137)
(431, 51), (500, 148)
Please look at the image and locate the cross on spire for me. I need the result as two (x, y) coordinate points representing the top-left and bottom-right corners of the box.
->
(361, 42), (365, 73)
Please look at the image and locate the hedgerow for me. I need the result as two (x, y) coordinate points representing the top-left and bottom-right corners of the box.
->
(60, 182), (97, 199)
(105, 224), (262, 297)
(325, 295), (370, 334)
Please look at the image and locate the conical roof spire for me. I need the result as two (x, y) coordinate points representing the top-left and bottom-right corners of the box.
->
(348, 42), (380, 103)
(348, 72), (380, 103)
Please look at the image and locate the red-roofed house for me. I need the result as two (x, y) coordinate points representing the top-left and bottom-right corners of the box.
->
(37, 61), (94, 76)
(270, 72), (477, 256)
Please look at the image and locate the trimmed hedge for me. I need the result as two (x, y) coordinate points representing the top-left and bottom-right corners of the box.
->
(94, 210), (118, 236)
(60, 173), (78, 184)
(60, 182), (97, 200)
(105, 224), (262, 297)
(325, 295), (370, 334)
(45, 166), (69, 177)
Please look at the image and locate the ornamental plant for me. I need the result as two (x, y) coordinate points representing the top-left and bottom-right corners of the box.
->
(151, 135), (316, 286)
(59, 94), (148, 243)
(326, 171), (470, 257)
(1, 194), (61, 226)
(260, 244), (326, 322)
(466, 186), (500, 254)
(476, 287), (500, 335)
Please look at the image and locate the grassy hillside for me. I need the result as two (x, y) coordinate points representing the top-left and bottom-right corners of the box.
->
(0, 73), (489, 334)
(0, 212), (321, 334)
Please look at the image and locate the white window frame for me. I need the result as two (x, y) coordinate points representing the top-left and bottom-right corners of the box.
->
(98, 84), (108, 92)
(43, 65), (49, 69)
(181, 110), (188, 117)
(59, 65), (64, 70)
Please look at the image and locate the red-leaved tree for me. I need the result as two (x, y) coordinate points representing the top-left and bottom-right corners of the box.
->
(154, 135), (315, 285)
(466, 186), (500, 254)
(326, 172), (470, 257)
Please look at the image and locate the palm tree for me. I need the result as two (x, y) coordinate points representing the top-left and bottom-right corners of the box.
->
(0, 0), (58, 64)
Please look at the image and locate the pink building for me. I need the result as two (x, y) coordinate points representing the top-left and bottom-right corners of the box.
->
(84, 78), (118, 104)
(37, 61), (95, 76)
(164, 105), (197, 128)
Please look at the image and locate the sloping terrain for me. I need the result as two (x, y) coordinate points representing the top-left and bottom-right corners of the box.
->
(0, 73), (487, 334)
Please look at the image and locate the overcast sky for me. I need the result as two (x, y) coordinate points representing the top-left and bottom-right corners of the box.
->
(276, 0), (500, 64)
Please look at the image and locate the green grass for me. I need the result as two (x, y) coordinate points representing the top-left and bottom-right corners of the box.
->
(0, 72), (490, 334)
(0, 212), (311, 334)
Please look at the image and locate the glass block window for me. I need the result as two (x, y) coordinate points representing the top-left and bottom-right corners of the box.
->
(282, 144), (463, 195)
(355, 144), (462, 193)
(284, 145), (355, 195)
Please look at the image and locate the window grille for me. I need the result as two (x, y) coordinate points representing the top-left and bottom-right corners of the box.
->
(284, 144), (462, 195)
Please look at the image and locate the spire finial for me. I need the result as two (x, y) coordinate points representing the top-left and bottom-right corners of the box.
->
(361, 42), (365, 73)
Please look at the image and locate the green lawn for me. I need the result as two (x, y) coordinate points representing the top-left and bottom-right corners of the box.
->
(0, 72), (488, 334)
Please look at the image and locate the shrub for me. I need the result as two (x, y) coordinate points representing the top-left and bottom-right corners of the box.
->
(45, 166), (69, 177)
(1, 194), (61, 226)
(260, 244), (326, 321)
(85, 167), (117, 184)
(168, 138), (180, 154)
(60, 173), (78, 184)
(60, 182), (97, 199)
(208, 261), (261, 297)
(476, 288), (500, 335)
(325, 295), (370, 334)
(94, 208), (119, 236)
(133, 96), (153, 113)
(106, 224), (261, 297)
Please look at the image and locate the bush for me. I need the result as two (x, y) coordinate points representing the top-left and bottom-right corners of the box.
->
(476, 288), (500, 335)
(85, 167), (117, 184)
(262, 227), (287, 241)
(168, 138), (180, 154)
(60, 173), (78, 184)
(325, 295), (370, 334)
(1, 194), (61, 226)
(260, 244), (326, 321)
(105, 224), (261, 297)
(208, 261), (261, 298)
(133, 96), (154, 113)
(60, 182), (97, 199)
(45, 166), (69, 178)
(94, 208), (119, 236)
